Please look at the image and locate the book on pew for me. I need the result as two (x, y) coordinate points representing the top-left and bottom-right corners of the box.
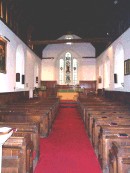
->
(109, 122), (118, 126)
(117, 133), (129, 138)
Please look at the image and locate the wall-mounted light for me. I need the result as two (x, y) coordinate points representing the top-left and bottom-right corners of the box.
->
(65, 34), (73, 45)
(114, 0), (118, 5)
(98, 76), (102, 83)
(22, 75), (25, 84)
(0, 35), (10, 42)
(114, 73), (118, 83)
(36, 76), (38, 83)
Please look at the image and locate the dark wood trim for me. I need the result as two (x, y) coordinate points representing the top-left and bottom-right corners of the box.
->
(29, 38), (111, 46)
(98, 90), (130, 105)
(0, 18), (41, 59)
(42, 57), (54, 59)
(0, 91), (29, 104)
(82, 56), (95, 59)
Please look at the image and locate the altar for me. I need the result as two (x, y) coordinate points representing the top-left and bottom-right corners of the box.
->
(57, 89), (79, 101)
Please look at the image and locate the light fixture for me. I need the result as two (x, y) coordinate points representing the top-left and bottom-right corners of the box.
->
(114, 0), (118, 5)
(0, 35), (10, 42)
(98, 76), (102, 83)
(65, 34), (73, 45)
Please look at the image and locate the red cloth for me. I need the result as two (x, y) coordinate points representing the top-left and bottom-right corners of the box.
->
(34, 104), (102, 173)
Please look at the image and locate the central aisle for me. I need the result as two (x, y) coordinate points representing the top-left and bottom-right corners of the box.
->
(34, 102), (102, 173)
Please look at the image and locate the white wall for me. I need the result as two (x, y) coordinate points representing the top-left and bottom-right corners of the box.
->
(96, 28), (130, 92)
(0, 20), (41, 93)
(41, 35), (96, 84)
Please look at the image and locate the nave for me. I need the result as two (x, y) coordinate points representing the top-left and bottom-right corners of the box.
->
(1, 93), (130, 173)
(34, 101), (102, 173)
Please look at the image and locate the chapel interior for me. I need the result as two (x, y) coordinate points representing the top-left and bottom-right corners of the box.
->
(0, 0), (130, 173)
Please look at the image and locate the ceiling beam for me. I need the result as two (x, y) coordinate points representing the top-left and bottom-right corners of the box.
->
(42, 57), (54, 59)
(82, 56), (95, 58)
(29, 38), (111, 45)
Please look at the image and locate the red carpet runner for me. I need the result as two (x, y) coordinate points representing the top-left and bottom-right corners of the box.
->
(34, 102), (102, 173)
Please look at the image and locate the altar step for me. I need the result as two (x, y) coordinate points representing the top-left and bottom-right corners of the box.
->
(60, 101), (77, 108)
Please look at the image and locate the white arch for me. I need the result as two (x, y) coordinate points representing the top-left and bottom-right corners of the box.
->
(98, 64), (103, 88)
(16, 44), (25, 89)
(34, 63), (39, 87)
(114, 43), (124, 88)
(104, 56), (110, 89)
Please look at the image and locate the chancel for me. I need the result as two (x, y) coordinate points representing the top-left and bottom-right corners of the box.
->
(0, 0), (130, 173)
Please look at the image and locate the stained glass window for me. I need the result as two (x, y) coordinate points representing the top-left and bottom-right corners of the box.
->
(65, 52), (71, 84)
(59, 59), (64, 84)
(59, 52), (78, 85)
(73, 58), (78, 85)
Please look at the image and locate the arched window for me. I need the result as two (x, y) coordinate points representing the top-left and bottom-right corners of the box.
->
(98, 64), (103, 88)
(73, 58), (78, 85)
(114, 44), (124, 88)
(65, 52), (71, 84)
(34, 63), (39, 87)
(104, 57), (110, 89)
(16, 45), (25, 89)
(59, 52), (78, 85)
(59, 59), (64, 84)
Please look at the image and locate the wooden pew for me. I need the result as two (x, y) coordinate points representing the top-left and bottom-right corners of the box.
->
(87, 110), (130, 138)
(77, 97), (129, 125)
(98, 126), (130, 173)
(77, 96), (130, 173)
(0, 97), (60, 172)
(2, 133), (33, 173)
(0, 122), (40, 163)
(109, 141), (130, 173)
(0, 111), (50, 137)
(0, 99), (60, 136)
(85, 106), (129, 128)
(92, 117), (130, 151)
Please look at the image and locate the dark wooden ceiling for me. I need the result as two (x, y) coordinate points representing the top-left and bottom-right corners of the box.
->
(2, 0), (130, 57)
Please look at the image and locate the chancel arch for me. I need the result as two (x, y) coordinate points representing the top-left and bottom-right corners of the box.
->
(42, 34), (96, 84)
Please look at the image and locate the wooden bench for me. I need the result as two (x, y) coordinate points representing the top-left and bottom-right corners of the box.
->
(87, 110), (130, 138)
(98, 126), (130, 173)
(0, 122), (40, 162)
(0, 100), (59, 136)
(2, 133), (33, 173)
(0, 111), (50, 137)
(109, 141), (130, 173)
(92, 117), (130, 151)
(0, 97), (60, 172)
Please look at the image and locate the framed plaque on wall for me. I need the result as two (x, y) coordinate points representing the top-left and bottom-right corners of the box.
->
(124, 59), (130, 75)
(0, 37), (7, 73)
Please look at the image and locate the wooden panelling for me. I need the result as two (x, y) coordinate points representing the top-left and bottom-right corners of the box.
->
(41, 81), (57, 88)
(79, 81), (96, 89)
(41, 81), (57, 98)
(79, 80), (96, 94)
(0, 91), (29, 104)
(103, 90), (130, 105)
